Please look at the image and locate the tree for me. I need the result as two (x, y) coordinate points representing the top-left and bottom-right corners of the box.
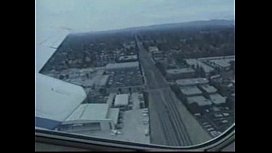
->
(99, 88), (106, 95)
(59, 75), (64, 80)
(86, 73), (89, 79)
(118, 88), (122, 94)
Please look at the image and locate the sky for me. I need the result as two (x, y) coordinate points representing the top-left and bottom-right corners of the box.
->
(36, 0), (235, 33)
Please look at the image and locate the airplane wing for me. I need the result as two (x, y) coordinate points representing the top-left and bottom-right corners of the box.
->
(36, 28), (70, 72)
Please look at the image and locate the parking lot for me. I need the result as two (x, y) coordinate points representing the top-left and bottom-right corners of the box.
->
(193, 106), (234, 138)
(107, 69), (143, 88)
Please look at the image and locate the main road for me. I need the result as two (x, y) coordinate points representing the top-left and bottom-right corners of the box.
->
(135, 35), (211, 146)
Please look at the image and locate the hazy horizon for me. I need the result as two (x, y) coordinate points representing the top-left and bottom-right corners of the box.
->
(36, 0), (234, 33)
(36, 0), (235, 72)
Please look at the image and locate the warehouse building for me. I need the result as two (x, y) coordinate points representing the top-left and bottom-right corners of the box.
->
(206, 56), (235, 71)
(58, 103), (119, 132)
(186, 59), (214, 76)
(114, 94), (129, 110)
(166, 68), (195, 80)
(209, 93), (227, 105)
(187, 96), (212, 107)
(105, 62), (139, 71)
(176, 78), (209, 87)
(180, 86), (203, 96)
(117, 55), (138, 63)
(199, 84), (218, 94)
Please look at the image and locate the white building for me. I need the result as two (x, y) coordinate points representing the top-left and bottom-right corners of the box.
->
(148, 46), (159, 53)
(114, 94), (129, 107)
(60, 103), (119, 131)
(205, 56), (235, 71)
(209, 59), (231, 71)
(186, 59), (214, 76)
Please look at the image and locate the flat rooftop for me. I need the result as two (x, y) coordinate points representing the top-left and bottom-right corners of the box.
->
(176, 78), (209, 86)
(148, 46), (159, 52)
(197, 55), (235, 61)
(187, 96), (212, 106)
(106, 62), (139, 70)
(199, 84), (218, 93)
(180, 86), (202, 96)
(186, 59), (214, 73)
(114, 94), (129, 107)
(65, 104), (109, 121)
(209, 59), (232, 68)
(210, 93), (226, 104)
(69, 108), (150, 145)
(166, 68), (195, 74)
(119, 55), (138, 61)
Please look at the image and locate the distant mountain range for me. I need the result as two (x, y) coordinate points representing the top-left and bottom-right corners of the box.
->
(73, 19), (234, 36)
(124, 19), (234, 31)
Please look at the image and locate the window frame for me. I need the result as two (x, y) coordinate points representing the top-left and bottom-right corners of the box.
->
(35, 124), (235, 151)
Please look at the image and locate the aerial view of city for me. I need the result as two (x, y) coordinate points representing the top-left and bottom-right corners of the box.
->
(36, 0), (235, 148)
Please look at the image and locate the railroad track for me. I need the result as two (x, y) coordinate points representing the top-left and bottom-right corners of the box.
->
(148, 88), (192, 146)
(136, 36), (193, 146)
(161, 88), (193, 145)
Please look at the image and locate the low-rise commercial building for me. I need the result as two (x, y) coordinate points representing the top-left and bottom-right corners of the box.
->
(209, 93), (226, 105)
(199, 84), (218, 94)
(59, 103), (119, 132)
(105, 62), (139, 71)
(187, 96), (213, 107)
(186, 59), (214, 76)
(114, 94), (129, 108)
(166, 68), (195, 80)
(180, 86), (202, 96)
(117, 55), (138, 63)
(205, 56), (235, 71)
(176, 78), (209, 87)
